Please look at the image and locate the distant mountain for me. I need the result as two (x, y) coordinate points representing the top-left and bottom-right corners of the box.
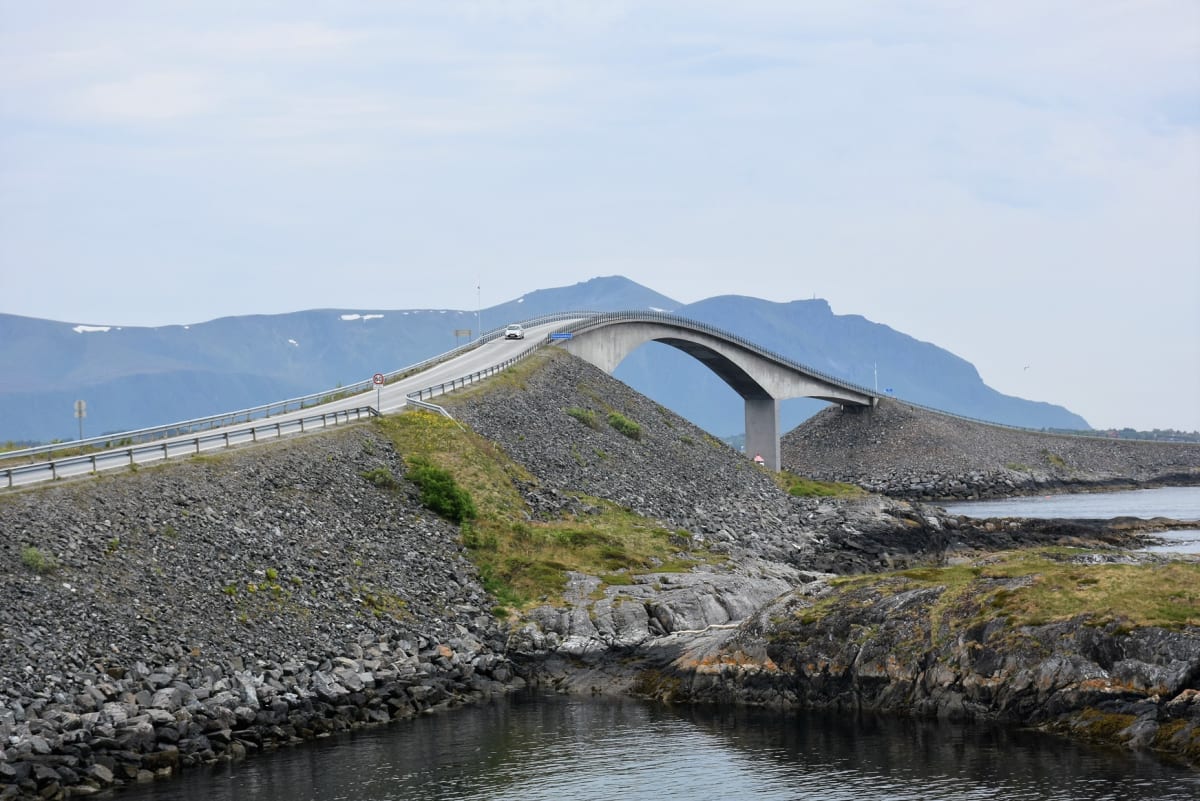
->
(0, 276), (1087, 444)
(613, 295), (1089, 436)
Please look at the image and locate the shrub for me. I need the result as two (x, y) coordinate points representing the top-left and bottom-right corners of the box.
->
(607, 411), (641, 440)
(1042, 449), (1067, 468)
(566, 407), (600, 429)
(361, 466), (400, 490)
(20, 546), (58, 574)
(406, 456), (476, 524)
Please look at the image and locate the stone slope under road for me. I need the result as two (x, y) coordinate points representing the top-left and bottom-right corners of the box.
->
(0, 428), (518, 798)
(783, 399), (1200, 500)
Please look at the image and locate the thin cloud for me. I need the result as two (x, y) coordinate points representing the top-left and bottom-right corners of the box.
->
(72, 71), (223, 121)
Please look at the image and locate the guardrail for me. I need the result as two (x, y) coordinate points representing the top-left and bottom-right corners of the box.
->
(7, 307), (1157, 488)
(406, 341), (546, 403)
(0, 311), (596, 467)
(2, 406), (378, 489)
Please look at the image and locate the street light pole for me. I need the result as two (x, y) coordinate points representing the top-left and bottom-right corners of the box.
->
(476, 281), (481, 340)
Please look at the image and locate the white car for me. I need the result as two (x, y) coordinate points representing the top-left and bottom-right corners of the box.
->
(504, 324), (525, 340)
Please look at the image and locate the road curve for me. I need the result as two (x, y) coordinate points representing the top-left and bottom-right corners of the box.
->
(2, 319), (583, 488)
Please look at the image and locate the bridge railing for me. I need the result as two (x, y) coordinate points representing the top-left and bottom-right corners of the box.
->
(406, 341), (547, 403)
(6, 307), (1151, 488)
(402, 311), (625, 406)
(1, 312), (594, 488)
(870, 396), (1175, 444)
(0, 311), (595, 467)
(2, 406), (378, 489)
(544, 311), (1152, 444)
(550, 310), (881, 401)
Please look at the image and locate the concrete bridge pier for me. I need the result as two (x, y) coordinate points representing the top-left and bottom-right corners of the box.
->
(744, 396), (780, 471)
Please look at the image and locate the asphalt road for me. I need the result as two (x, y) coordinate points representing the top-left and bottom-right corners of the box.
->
(2, 319), (580, 489)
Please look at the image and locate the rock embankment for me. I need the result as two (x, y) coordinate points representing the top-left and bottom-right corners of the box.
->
(0, 428), (520, 799)
(783, 399), (1200, 500)
(445, 351), (963, 579)
(637, 553), (1200, 766)
(441, 351), (1188, 756)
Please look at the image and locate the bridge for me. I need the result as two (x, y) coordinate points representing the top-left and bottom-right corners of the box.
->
(549, 311), (877, 470)
(1, 311), (877, 487)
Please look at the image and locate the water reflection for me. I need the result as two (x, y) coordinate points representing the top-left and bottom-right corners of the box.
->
(940, 486), (1200, 521)
(940, 486), (1200, 554)
(117, 693), (1198, 801)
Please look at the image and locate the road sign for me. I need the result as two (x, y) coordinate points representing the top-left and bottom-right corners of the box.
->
(548, 332), (573, 340)
(372, 373), (385, 385)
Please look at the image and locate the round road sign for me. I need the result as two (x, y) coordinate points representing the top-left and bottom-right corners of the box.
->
(372, 373), (385, 385)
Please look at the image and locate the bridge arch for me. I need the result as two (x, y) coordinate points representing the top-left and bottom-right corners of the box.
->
(553, 313), (876, 471)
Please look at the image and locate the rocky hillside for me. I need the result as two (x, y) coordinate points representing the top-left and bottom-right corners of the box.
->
(783, 399), (1200, 500)
(443, 350), (954, 576)
(0, 428), (518, 799)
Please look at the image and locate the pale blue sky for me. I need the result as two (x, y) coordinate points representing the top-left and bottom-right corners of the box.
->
(1, 1), (1198, 431)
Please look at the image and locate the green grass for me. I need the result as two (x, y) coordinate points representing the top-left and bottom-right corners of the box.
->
(20, 546), (59, 574)
(374, 411), (718, 609)
(775, 471), (864, 498)
(795, 549), (1200, 633)
(1042, 449), (1067, 469)
(566, 407), (600, 429)
(360, 466), (400, 490)
(406, 456), (477, 523)
(607, 411), (641, 440)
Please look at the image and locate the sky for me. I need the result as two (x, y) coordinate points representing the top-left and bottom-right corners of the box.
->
(1, 1), (1198, 432)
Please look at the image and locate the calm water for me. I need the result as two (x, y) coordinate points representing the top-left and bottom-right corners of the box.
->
(942, 486), (1200, 554)
(116, 693), (1199, 801)
(112, 488), (1200, 799)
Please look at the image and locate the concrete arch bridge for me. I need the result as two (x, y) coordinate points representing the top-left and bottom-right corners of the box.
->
(551, 311), (878, 470)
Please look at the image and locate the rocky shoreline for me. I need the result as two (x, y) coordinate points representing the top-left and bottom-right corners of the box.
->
(0, 428), (522, 799)
(443, 352), (1199, 767)
(626, 551), (1200, 768)
(2, 351), (1197, 797)
(783, 399), (1200, 501)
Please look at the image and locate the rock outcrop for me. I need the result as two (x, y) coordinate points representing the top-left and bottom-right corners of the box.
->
(783, 399), (1200, 500)
(635, 553), (1200, 766)
(440, 352), (1197, 765)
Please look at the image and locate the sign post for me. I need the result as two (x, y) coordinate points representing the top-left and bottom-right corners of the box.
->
(73, 399), (86, 440)
(372, 373), (385, 411)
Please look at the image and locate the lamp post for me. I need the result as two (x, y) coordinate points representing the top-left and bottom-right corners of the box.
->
(475, 282), (481, 340)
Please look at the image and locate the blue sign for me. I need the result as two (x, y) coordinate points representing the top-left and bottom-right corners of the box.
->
(548, 332), (573, 340)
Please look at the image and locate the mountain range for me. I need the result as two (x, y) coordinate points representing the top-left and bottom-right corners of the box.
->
(0, 276), (1088, 444)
